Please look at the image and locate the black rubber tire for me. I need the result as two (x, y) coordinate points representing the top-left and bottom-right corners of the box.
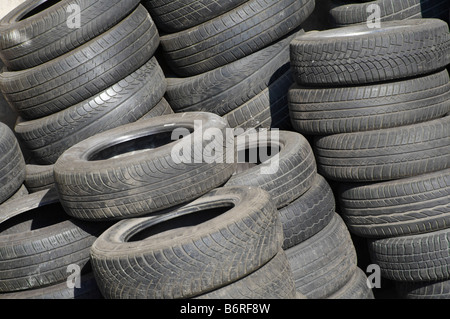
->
(195, 250), (296, 299)
(165, 29), (301, 116)
(160, 0), (315, 76)
(327, 267), (375, 299)
(290, 19), (450, 86)
(0, 0), (141, 71)
(0, 122), (26, 205)
(0, 272), (102, 299)
(396, 279), (450, 299)
(368, 228), (450, 282)
(0, 189), (112, 293)
(224, 68), (294, 130)
(224, 130), (317, 209)
(54, 112), (236, 221)
(1, 184), (29, 207)
(141, 0), (249, 33)
(338, 168), (450, 238)
(285, 213), (358, 299)
(288, 69), (450, 135)
(314, 115), (450, 182)
(14, 57), (167, 165)
(0, 5), (159, 120)
(137, 98), (174, 121)
(24, 164), (54, 194)
(330, 0), (450, 27)
(279, 174), (335, 250)
(90, 186), (283, 299)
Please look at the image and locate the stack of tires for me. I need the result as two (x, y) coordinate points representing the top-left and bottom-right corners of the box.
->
(288, 18), (450, 299)
(0, 0), (173, 192)
(143, 0), (316, 130)
(218, 129), (373, 299)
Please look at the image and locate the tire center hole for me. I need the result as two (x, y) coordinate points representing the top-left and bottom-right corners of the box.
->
(127, 204), (234, 242)
(18, 0), (63, 21)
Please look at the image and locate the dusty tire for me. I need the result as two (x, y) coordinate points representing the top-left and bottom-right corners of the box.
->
(314, 115), (450, 182)
(141, 0), (248, 33)
(54, 112), (236, 220)
(24, 164), (54, 194)
(338, 168), (450, 238)
(328, 267), (374, 299)
(165, 30), (300, 116)
(14, 57), (167, 165)
(0, 5), (159, 120)
(368, 228), (450, 282)
(0, 0), (141, 71)
(0, 189), (111, 293)
(90, 186), (283, 299)
(224, 130), (317, 209)
(0, 122), (26, 205)
(288, 69), (450, 135)
(285, 213), (358, 299)
(160, 0), (315, 76)
(290, 19), (450, 86)
(330, 0), (450, 27)
(279, 174), (335, 250)
(195, 250), (296, 299)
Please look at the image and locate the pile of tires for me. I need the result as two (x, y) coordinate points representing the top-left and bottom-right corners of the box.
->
(144, 0), (316, 130)
(288, 17), (450, 299)
(0, 1), (174, 193)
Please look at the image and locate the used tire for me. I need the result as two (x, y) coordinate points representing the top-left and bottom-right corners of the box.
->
(224, 130), (317, 209)
(160, 0), (315, 76)
(0, 122), (26, 205)
(195, 250), (296, 299)
(290, 19), (450, 86)
(288, 69), (450, 135)
(285, 213), (358, 299)
(141, 0), (248, 33)
(0, 5), (159, 120)
(328, 267), (374, 299)
(15, 57), (167, 165)
(165, 30), (300, 116)
(368, 227), (450, 282)
(279, 174), (335, 250)
(338, 168), (450, 238)
(396, 279), (450, 299)
(90, 186), (283, 299)
(54, 112), (236, 220)
(0, 189), (111, 293)
(24, 164), (54, 194)
(314, 115), (450, 182)
(0, 0), (141, 70)
(330, 0), (450, 27)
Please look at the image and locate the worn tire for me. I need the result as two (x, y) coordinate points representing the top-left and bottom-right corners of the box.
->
(290, 19), (450, 86)
(224, 130), (317, 209)
(0, 122), (26, 205)
(396, 279), (450, 299)
(330, 0), (450, 27)
(0, 189), (111, 293)
(0, 0), (141, 70)
(90, 186), (283, 299)
(24, 164), (54, 194)
(285, 213), (358, 299)
(141, 0), (248, 33)
(14, 57), (166, 165)
(314, 115), (450, 182)
(195, 250), (296, 299)
(288, 69), (450, 135)
(328, 267), (374, 299)
(0, 5), (159, 120)
(279, 174), (335, 250)
(368, 228), (450, 282)
(338, 168), (450, 238)
(165, 30), (301, 116)
(160, 0), (315, 76)
(54, 112), (236, 221)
